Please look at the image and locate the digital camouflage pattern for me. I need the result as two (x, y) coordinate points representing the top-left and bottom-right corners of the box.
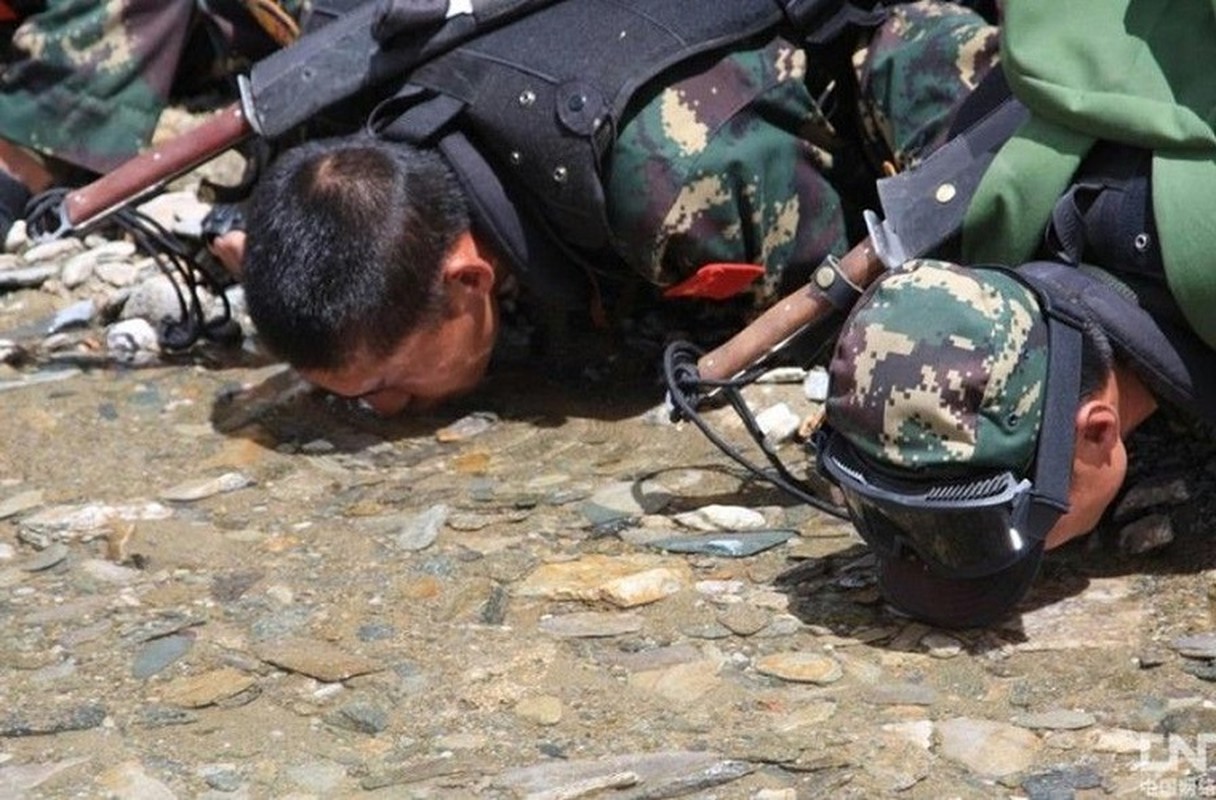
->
(855, 0), (1000, 171)
(606, 1), (998, 303)
(826, 260), (1049, 474)
(0, 0), (307, 174)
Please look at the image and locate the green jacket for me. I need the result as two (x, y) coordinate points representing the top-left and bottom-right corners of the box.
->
(963, 0), (1216, 349)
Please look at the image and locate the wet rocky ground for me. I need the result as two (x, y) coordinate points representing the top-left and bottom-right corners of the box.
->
(4, 175), (1216, 799)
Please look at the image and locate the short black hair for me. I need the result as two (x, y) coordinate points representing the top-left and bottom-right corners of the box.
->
(243, 134), (470, 370)
(1078, 314), (1114, 400)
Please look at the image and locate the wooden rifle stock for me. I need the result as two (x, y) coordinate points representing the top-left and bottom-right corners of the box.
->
(62, 103), (253, 231)
(696, 238), (885, 381)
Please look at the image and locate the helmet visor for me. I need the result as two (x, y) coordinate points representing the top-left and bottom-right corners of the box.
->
(820, 432), (1045, 578)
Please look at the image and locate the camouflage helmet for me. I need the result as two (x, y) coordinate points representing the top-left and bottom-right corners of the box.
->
(826, 259), (1050, 477)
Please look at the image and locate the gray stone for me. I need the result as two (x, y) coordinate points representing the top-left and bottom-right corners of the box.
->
(21, 238), (81, 263)
(326, 701), (389, 735)
(19, 542), (68, 571)
(539, 611), (644, 638)
(394, 504), (450, 551)
(95, 259), (143, 287)
(0, 489), (43, 520)
(106, 318), (160, 360)
(1021, 766), (1105, 800)
(1118, 513), (1174, 555)
(161, 472), (254, 502)
(97, 761), (178, 800)
(132, 634), (195, 679)
(582, 480), (672, 525)
(1172, 632), (1216, 660)
(672, 504), (766, 531)
(0, 264), (58, 289)
(0, 703), (107, 736)
(285, 761), (348, 793)
(198, 764), (243, 793)
(122, 274), (188, 323)
(647, 529), (795, 558)
(1012, 709), (1097, 730)
(1114, 476), (1190, 519)
(865, 682), (939, 706)
(716, 605), (771, 637)
(0, 758), (89, 795)
(755, 402), (801, 444)
(803, 366), (830, 401)
(492, 751), (749, 799)
(435, 411), (498, 441)
(49, 299), (96, 333)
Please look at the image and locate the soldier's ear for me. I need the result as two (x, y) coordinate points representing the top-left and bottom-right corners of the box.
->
(440, 231), (498, 297)
(1073, 398), (1120, 458)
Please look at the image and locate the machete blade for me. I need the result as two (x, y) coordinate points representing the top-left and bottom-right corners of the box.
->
(873, 97), (1029, 266)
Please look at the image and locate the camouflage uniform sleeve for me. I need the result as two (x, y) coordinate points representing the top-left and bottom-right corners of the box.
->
(0, 0), (310, 175)
(606, 36), (846, 304)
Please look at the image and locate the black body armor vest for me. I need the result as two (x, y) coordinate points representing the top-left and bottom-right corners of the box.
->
(368, 0), (876, 307)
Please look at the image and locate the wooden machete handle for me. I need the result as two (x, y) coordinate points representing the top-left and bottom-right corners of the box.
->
(697, 238), (884, 381)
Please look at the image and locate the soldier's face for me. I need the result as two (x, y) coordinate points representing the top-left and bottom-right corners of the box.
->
(299, 231), (503, 416)
(1042, 364), (1151, 550)
(299, 305), (498, 416)
(1044, 435), (1127, 549)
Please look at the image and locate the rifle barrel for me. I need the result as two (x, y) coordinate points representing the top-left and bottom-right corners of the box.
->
(64, 103), (253, 230)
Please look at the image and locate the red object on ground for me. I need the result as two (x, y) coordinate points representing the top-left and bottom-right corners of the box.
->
(0, 2), (18, 23)
(661, 263), (765, 301)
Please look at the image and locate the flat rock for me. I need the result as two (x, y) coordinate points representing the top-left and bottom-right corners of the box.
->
(672, 504), (767, 531)
(162, 668), (257, 708)
(515, 554), (688, 605)
(538, 611), (644, 638)
(97, 761), (177, 800)
(937, 717), (1041, 778)
(0, 489), (43, 520)
(864, 682), (939, 706)
(1013, 577), (1145, 651)
(0, 757), (90, 795)
(514, 695), (563, 725)
(647, 529), (795, 558)
(631, 658), (725, 706)
(1012, 709), (1097, 730)
(581, 480), (672, 524)
(255, 637), (382, 682)
(492, 751), (744, 797)
(600, 566), (685, 607)
(1172, 632), (1216, 660)
(755, 652), (843, 685)
(160, 472), (253, 502)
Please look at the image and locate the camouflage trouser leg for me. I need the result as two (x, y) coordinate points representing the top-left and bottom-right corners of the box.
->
(856, 0), (1001, 170)
(606, 1), (999, 303)
(0, 0), (310, 175)
(0, 0), (197, 174)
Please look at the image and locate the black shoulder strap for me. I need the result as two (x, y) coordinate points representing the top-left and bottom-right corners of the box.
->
(371, 88), (590, 308)
(436, 131), (590, 308)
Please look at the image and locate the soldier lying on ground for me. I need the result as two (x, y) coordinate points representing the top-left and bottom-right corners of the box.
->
(816, 0), (1216, 628)
(231, 1), (998, 415)
(0, 0), (306, 241)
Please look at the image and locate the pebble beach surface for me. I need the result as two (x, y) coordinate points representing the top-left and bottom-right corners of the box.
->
(2, 168), (1216, 799)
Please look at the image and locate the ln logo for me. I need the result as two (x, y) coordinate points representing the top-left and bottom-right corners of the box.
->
(1138, 733), (1216, 772)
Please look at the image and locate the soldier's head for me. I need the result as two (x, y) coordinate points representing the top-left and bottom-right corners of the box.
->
(819, 260), (1125, 628)
(244, 134), (503, 415)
